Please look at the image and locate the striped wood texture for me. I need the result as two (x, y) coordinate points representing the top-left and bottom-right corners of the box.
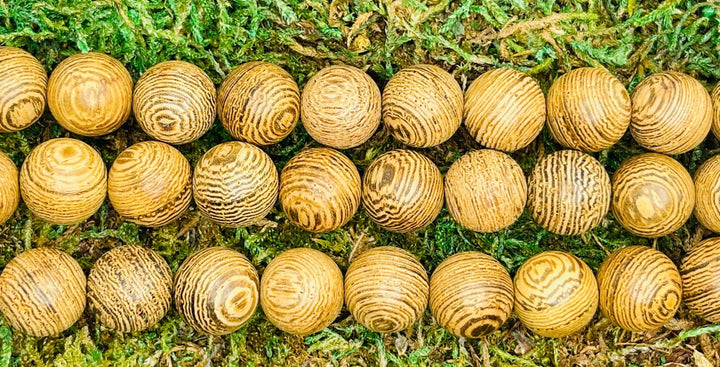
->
(0, 47), (47, 133)
(0, 151), (19, 225)
(681, 237), (720, 323)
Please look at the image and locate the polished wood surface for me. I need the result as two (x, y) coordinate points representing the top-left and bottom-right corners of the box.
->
(694, 154), (720, 233)
(681, 237), (720, 323)
(0, 47), (47, 133)
(0, 151), (19, 225)
(712, 82), (720, 141)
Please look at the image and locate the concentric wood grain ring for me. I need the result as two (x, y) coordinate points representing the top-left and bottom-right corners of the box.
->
(429, 251), (513, 338)
(546, 67), (631, 152)
(108, 141), (192, 227)
(611, 153), (694, 238)
(630, 71), (712, 154)
(712, 83), (720, 145)
(0, 47), (47, 133)
(597, 246), (682, 332)
(193, 142), (278, 227)
(681, 237), (720, 323)
(261, 248), (344, 336)
(279, 148), (361, 233)
(383, 64), (463, 148)
(175, 247), (260, 335)
(0, 248), (86, 337)
(362, 149), (443, 233)
(513, 251), (598, 338)
(694, 154), (720, 233)
(527, 150), (611, 235)
(345, 246), (429, 333)
(463, 68), (545, 152)
(0, 151), (19, 225)
(20, 138), (107, 225)
(301, 65), (381, 149)
(47, 52), (132, 136)
(133, 61), (216, 145)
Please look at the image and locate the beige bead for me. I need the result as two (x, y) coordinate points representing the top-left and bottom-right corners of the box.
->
(712, 83), (720, 141)
(0, 47), (47, 133)
(0, 151), (19, 225)
(695, 154), (720, 233)
(681, 237), (720, 323)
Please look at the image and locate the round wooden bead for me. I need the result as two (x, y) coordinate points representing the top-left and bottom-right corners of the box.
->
(712, 83), (720, 141)
(362, 149), (443, 233)
(445, 149), (526, 233)
(279, 148), (361, 233)
(218, 62), (300, 145)
(681, 237), (720, 323)
(611, 153), (694, 238)
(527, 150), (611, 235)
(47, 52), (132, 136)
(546, 67), (631, 152)
(0, 248), (85, 337)
(345, 246), (429, 333)
(108, 141), (192, 227)
(463, 68), (545, 152)
(630, 71), (712, 154)
(429, 252), (513, 338)
(20, 138), (107, 225)
(694, 154), (720, 233)
(0, 47), (47, 133)
(383, 64), (463, 148)
(174, 247), (259, 335)
(300, 65), (381, 149)
(133, 61), (216, 145)
(597, 246), (682, 332)
(88, 245), (173, 332)
(513, 251), (598, 338)
(0, 151), (19, 225)
(193, 142), (278, 227)
(260, 248), (344, 336)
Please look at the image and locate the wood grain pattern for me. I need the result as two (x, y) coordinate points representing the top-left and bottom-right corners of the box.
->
(630, 71), (712, 154)
(174, 247), (259, 335)
(279, 148), (361, 233)
(362, 149), (443, 233)
(345, 246), (429, 333)
(47, 52), (132, 136)
(193, 142), (278, 227)
(133, 61), (216, 145)
(445, 149), (526, 233)
(382, 64), (463, 148)
(108, 141), (192, 227)
(0, 248), (85, 337)
(527, 150), (610, 235)
(260, 248), (344, 336)
(0, 151), (19, 225)
(680, 237), (720, 323)
(218, 62), (300, 145)
(694, 154), (720, 233)
(20, 138), (107, 225)
(87, 245), (173, 333)
(0, 47), (47, 133)
(712, 82), (720, 141)
(300, 65), (381, 149)
(597, 246), (682, 332)
(611, 153), (694, 238)
(546, 67), (631, 152)
(463, 68), (545, 152)
(429, 251), (513, 338)
(514, 251), (598, 338)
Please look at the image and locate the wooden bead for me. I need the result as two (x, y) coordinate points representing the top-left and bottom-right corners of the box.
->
(429, 252), (513, 338)
(88, 245), (173, 332)
(218, 62), (300, 145)
(345, 246), (429, 333)
(20, 138), (107, 225)
(694, 154), (720, 233)
(597, 246), (682, 332)
(362, 149), (443, 233)
(279, 148), (361, 233)
(260, 248), (343, 336)
(0, 151), (19, 225)
(108, 141), (192, 227)
(383, 64), (463, 148)
(445, 149), (526, 233)
(133, 61), (216, 145)
(463, 68), (545, 152)
(712, 83), (720, 141)
(680, 237), (720, 323)
(630, 71), (712, 154)
(47, 52), (132, 136)
(513, 251), (598, 338)
(611, 153), (694, 238)
(0, 47), (47, 133)
(546, 67), (631, 152)
(527, 150), (610, 235)
(0, 248), (85, 337)
(193, 142), (278, 227)
(300, 65), (381, 149)
(175, 247), (259, 335)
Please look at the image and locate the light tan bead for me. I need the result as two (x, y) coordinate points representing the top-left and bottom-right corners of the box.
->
(712, 83), (720, 141)
(0, 151), (19, 225)
(695, 155), (720, 233)
(0, 47), (47, 133)
(681, 237), (720, 323)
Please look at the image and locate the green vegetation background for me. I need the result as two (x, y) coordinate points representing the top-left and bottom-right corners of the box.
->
(0, 0), (719, 365)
